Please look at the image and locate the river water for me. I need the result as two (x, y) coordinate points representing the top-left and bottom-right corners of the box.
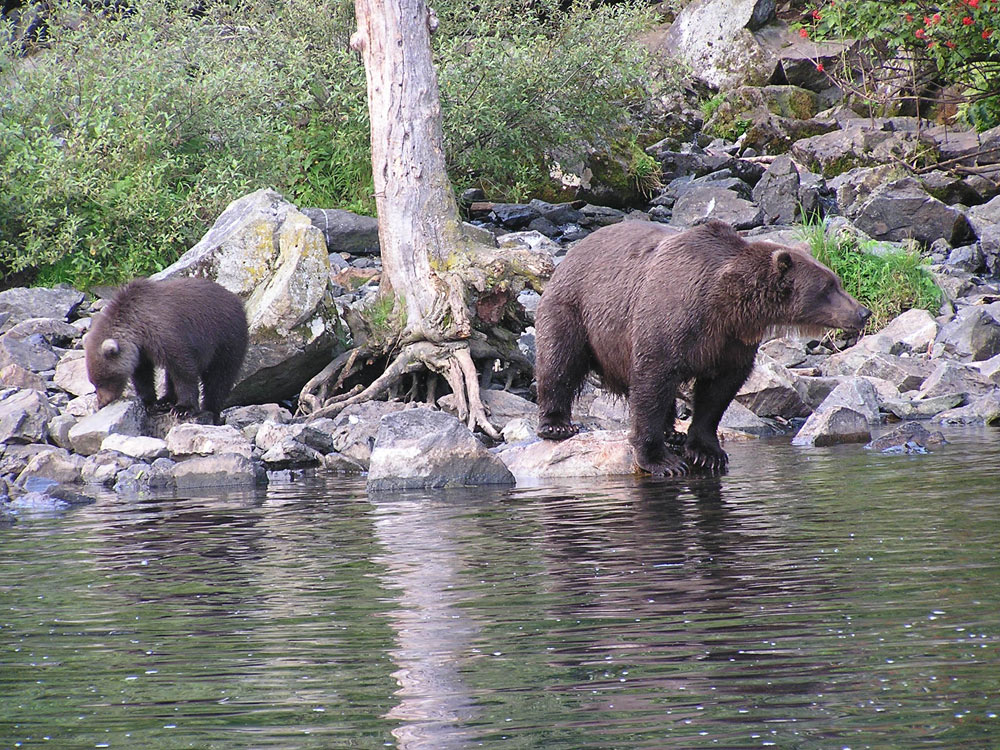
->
(2, 428), (999, 749)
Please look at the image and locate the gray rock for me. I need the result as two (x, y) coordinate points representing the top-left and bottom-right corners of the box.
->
(877, 308), (939, 354)
(966, 194), (1000, 238)
(759, 336), (808, 367)
(152, 188), (344, 405)
(829, 165), (901, 218)
(946, 243), (986, 273)
(52, 351), (94, 397)
(0, 363), (47, 391)
(500, 417), (537, 444)
(319, 400), (419, 469)
(791, 405), (871, 447)
(259, 438), (323, 468)
(489, 203), (540, 229)
(10, 487), (96, 511)
(935, 306), (1000, 361)
(670, 186), (765, 230)
(15, 448), (85, 486)
(81, 451), (137, 485)
(301, 207), (379, 255)
(0, 287), (85, 332)
(752, 155), (801, 225)
(67, 400), (144, 456)
(3, 318), (81, 346)
(865, 422), (947, 453)
(852, 177), (972, 246)
(917, 360), (995, 401)
(821, 348), (931, 391)
(932, 390), (1000, 426)
(113, 459), (177, 493)
(0, 334), (58, 372)
(321, 452), (366, 473)
(882, 393), (963, 420)
(735, 355), (810, 418)
(0, 389), (57, 444)
(172, 453), (263, 489)
(165, 423), (252, 459)
(756, 23), (856, 92)
(815, 378), (881, 423)
(47, 414), (77, 451)
(795, 374), (841, 410)
(497, 430), (636, 480)
(654, 0), (777, 89)
(579, 204), (627, 227)
(439, 389), (536, 431)
(792, 129), (933, 179)
(100, 434), (170, 461)
(367, 408), (514, 491)
(719, 400), (777, 436)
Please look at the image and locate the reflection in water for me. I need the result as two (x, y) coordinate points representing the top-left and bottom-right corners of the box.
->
(2, 430), (1000, 749)
(370, 494), (482, 749)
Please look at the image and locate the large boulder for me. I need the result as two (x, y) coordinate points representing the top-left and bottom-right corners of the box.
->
(367, 408), (514, 491)
(0, 287), (84, 333)
(0, 389), (56, 445)
(670, 186), (765, 229)
(301, 208), (379, 255)
(650, 0), (777, 90)
(497, 430), (636, 480)
(851, 177), (972, 246)
(152, 188), (344, 404)
(791, 128), (934, 178)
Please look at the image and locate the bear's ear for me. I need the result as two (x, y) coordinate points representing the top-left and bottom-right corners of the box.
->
(100, 338), (120, 358)
(772, 249), (793, 277)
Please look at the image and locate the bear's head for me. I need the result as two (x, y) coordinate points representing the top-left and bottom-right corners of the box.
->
(84, 324), (140, 409)
(763, 242), (871, 333)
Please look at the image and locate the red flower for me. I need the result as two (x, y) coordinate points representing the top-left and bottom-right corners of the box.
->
(928, 40), (937, 48)
(932, 13), (941, 23)
(812, 9), (822, 19)
(916, 27), (926, 37)
(967, 0), (979, 7)
(799, 27), (809, 37)
(906, 13), (914, 21)
(924, 15), (932, 24)
(963, 15), (974, 24)
(945, 40), (956, 47)
(985, 29), (994, 38)
(816, 63), (825, 72)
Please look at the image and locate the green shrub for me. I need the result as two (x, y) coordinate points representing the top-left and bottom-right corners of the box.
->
(1, 0), (658, 288)
(434, 0), (656, 201)
(800, 1), (1000, 119)
(800, 221), (942, 333)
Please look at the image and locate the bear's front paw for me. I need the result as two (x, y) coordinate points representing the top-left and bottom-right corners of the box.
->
(537, 421), (580, 441)
(683, 436), (728, 473)
(634, 443), (688, 477)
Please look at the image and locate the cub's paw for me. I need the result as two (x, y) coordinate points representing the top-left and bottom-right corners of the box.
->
(537, 421), (580, 441)
(683, 436), (728, 473)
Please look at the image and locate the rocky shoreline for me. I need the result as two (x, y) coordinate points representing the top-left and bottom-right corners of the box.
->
(5, 1), (1000, 513)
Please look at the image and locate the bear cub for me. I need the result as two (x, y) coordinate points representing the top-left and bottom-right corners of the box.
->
(85, 277), (248, 421)
(534, 220), (870, 476)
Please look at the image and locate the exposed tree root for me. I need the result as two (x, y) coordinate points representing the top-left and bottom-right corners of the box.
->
(297, 340), (500, 438)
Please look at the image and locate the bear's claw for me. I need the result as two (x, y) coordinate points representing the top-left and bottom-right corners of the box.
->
(537, 422), (580, 440)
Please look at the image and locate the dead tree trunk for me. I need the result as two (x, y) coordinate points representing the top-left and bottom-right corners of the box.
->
(297, 0), (551, 434)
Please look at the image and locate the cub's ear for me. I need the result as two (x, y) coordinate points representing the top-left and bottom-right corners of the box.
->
(772, 249), (793, 276)
(100, 338), (120, 358)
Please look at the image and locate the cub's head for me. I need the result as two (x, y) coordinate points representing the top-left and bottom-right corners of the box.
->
(763, 242), (871, 333)
(83, 318), (139, 408)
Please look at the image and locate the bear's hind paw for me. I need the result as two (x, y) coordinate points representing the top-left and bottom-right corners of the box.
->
(537, 422), (580, 441)
(683, 445), (728, 473)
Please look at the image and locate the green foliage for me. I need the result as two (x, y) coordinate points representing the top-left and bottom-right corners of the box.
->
(1, 0), (659, 288)
(801, 1), (1000, 118)
(700, 92), (726, 120)
(0, 0), (372, 288)
(434, 0), (656, 201)
(800, 220), (942, 333)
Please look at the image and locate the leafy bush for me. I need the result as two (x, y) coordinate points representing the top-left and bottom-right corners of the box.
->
(801, 220), (942, 333)
(1, 0), (657, 288)
(434, 0), (656, 200)
(0, 0), (372, 288)
(800, 1), (1000, 122)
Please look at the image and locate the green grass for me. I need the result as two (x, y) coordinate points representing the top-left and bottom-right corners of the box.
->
(799, 220), (942, 334)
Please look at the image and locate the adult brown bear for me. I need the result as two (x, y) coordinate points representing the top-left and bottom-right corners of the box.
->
(534, 220), (870, 476)
(85, 277), (248, 421)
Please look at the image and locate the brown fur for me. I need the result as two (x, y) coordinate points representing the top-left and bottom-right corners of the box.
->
(85, 277), (248, 419)
(534, 220), (870, 475)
